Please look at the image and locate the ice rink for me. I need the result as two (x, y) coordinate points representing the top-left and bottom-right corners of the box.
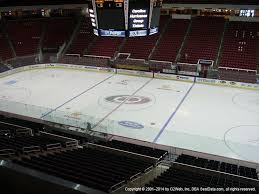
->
(1, 68), (259, 163)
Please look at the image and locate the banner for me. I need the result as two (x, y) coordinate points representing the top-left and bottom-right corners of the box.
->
(196, 77), (259, 90)
(1, 64), (258, 90)
(154, 73), (195, 82)
(117, 69), (153, 78)
(99, 29), (126, 37)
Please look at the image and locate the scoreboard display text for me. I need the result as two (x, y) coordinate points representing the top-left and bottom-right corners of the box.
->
(89, 0), (162, 37)
(129, 9), (148, 29)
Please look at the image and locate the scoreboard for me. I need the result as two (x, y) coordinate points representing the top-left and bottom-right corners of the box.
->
(89, 0), (162, 37)
(129, 9), (148, 29)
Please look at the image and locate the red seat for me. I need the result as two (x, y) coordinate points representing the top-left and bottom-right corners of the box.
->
(121, 16), (170, 60)
(43, 18), (75, 49)
(220, 21), (259, 70)
(0, 33), (13, 60)
(88, 37), (123, 58)
(179, 16), (225, 64)
(7, 20), (43, 56)
(151, 19), (190, 62)
(68, 18), (95, 56)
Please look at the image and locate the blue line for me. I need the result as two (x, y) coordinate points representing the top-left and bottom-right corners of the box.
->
(40, 74), (114, 119)
(152, 82), (195, 143)
(91, 78), (153, 130)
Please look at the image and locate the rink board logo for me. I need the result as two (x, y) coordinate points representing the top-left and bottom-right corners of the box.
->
(118, 121), (144, 129)
(105, 95), (151, 104)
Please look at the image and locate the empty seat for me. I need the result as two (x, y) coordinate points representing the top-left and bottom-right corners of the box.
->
(43, 18), (75, 49)
(99, 140), (168, 159)
(152, 19), (190, 62)
(7, 20), (43, 56)
(88, 37), (123, 57)
(176, 154), (258, 179)
(121, 16), (169, 60)
(67, 18), (95, 55)
(0, 33), (13, 60)
(180, 16), (225, 64)
(13, 147), (154, 192)
(220, 21), (259, 71)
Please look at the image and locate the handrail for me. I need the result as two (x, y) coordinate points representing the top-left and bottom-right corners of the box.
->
(83, 54), (111, 59)
(46, 143), (62, 150)
(219, 66), (257, 72)
(16, 128), (32, 136)
(40, 131), (78, 142)
(127, 57), (146, 62)
(40, 131), (78, 148)
(170, 161), (259, 183)
(0, 148), (15, 156)
(177, 62), (197, 66)
(22, 146), (41, 153)
(87, 143), (159, 161)
(149, 59), (173, 64)
(109, 180), (126, 191)
(4, 54), (38, 63)
(129, 172), (142, 181)
(0, 120), (32, 130)
(65, 53), (80, 57)
(114, 52), (131, 60)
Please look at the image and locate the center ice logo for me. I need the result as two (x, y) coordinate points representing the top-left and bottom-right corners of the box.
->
(105, 95), (151, 105)
(118, 121), (144, 129)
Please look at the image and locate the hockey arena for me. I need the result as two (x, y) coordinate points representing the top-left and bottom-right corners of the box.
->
(0, 0), (259, 193)
(1, 66), (259, 164)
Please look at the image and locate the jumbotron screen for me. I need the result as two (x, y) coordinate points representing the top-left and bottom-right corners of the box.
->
(90, 0), (162, 37)
(97, 1), (125, 30)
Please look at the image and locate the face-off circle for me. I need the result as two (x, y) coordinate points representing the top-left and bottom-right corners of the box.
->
(224, 125), (259, 162)
(105, 95), (151, 105)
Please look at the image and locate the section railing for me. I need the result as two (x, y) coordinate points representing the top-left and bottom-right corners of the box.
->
(4, 54), (40, 68)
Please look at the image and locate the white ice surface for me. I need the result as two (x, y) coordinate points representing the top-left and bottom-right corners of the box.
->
(0, 69), (113, 117)
(157, 84), (259, 162)
(0, 68), (259, 163)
